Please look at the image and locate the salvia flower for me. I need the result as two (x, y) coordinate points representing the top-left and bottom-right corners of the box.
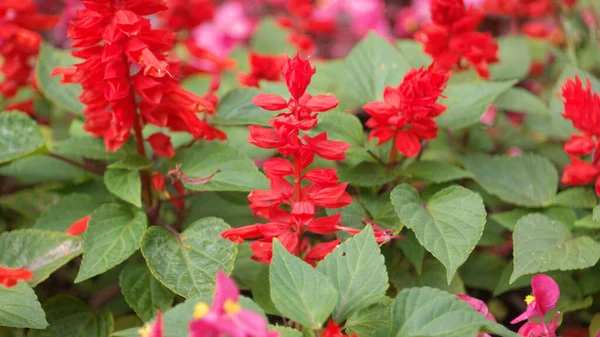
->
(160, 0), (215, 31)
(138, 311), (163, 337)
(511, 274), (561, 337)
(65, 215), (91, 236)
(362, 65), (450, 158)
(189, 271), (276, 337)
(457, 294), (496, 337)
(52, 0), (223, 152)
(321, 319), (358, 337)
(415, 0), (499, 79)
(559, 76), (600, 195)
(238, 52), (286, 88)
(221, 54), (352, 264)
(484, 0), (553, 18)
(0, 266), (33, 288)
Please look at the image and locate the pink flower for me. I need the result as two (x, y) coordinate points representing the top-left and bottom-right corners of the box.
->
(511, 274), (560, 325)
(138, 311), (163, 337)
(517, 314), (560, 337)
(480, 105), (497, 126)
(189, 271), (276, 337)
(313, 0), (391, 38)
(457, 294), (496, 337)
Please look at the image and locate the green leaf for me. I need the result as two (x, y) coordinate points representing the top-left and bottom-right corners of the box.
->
(0, 155), (87, 184)
(108, 156), (152, 170)
(119, 264), (174, 322)
(251, 265), (280, 315)
(214, 88), (270, 126)
(391, 184), (486, 283)
(53, 137), (137, 161)
(396, 39), (432, 68)
(549, 187), (597, 209)
(35, 42), (84, 115)
(29, 296), (113, 337)
(184, 192), (257, 228)
(383, 287), (520, 337)
(405, 160), (473, 183)
(0, 229), (82, 285)
(511, 213), (600, 282)
(0, 282), (47, 329)
(0, 112), (45, 164)
(76, 204), (147, 282)
(391, 259), (465, 295)
(316, 227), (389, 322)
(574, 214), (600, 229)
(460, 154), (558, 207)
(344, 299), (392, 337)
(494, 87), (549, 116)
(493, 261), (532, 296)
(460, 253), (507, 292)
(593, 204), (600, 222)
(397, 229), (425, 275)
(141, 217), (237, 299)
(343, 32), (411, 107)
(338, 162), (398, 187)
(270, 240), (338, 329)
(250, 18), (294, 55)
(270, 326), (303, 337)
(104, 169), (142, 208)
(489, 36), (532, 81)
(309, 112), (366, 147)
(436, 80), (517, 129)
(34, 193), (103, 232)
(178, 142), (268, 192)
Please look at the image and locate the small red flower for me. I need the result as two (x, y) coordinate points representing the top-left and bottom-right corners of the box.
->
(484, 0), (553, 18)
(321, 319), (357, 337)
(160, 0), (215, 31)
(148, 133), (175, 158)
(65, 216), (91, 236)
(0, 266), (33, 288)
(238, 53), (285, 88)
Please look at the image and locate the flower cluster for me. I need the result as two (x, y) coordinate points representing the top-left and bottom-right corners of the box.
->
(363, 65), (450, 158)
(484, 0), (553, 18)
(221, 54), (353, 265)
(0, 266), (33, 288)
(559, 76), (600, 196)
(0, 0), (58, 98)
(160, 0), (215, 32)
(52, 0), (224, 153)
(238, 52), (286, 88)
(415, 0), (499, 79)
(276, 1), (335, 54)
(138, 271), (277, 337)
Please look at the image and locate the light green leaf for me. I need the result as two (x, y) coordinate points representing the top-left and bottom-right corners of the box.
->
(396, 39), (432, 68)
(493, 261), (532, 296)
(383, 287), (520, 337)
(53, 137), (137, 161)
(76, 204), (147, 282)
(29, 296), (113, 337)
(270, 240), (338, 329)
(119, 264), (175, 322)
(511, 213), (600, 282)
(214, 88), (270, 126)
(0, 186), (61, 219)
(141, 217), (237, 299)
(460, 154), (558, 207)
(0, 229), (82, 285)
(0, 282), (47, 329)
(34, 193), (103, 232)
(35, 42), (84, 114)
(593, 204), (600, 222)
(391, 184), (486, 283)
(436, 80), (517, 129)
(104, 169), (142, 208)
(495, 87), (548, 116)
(0, 155), (87, 184)
(250, 18), (294, 55)
(574, 214), (600, 229)
(316, 227), (389, 322)
(310, 112), (366, 147)
(489, 36), (532, 81)
(343, 32), (411, 107)
(178, 142), (268, 192)
(405, 160), (473, 183)
(338, 162), (398, 187)
(0, 112), (45, 164)
(345, 299), (392, 337)
(108, 156), (152, 170)
(269, 326), (303, 337)
(549, 187), (597, 209)
(397, 229), (425, 275)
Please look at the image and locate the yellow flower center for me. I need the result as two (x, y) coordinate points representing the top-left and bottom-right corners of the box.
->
(138, 324), (152, 337)
(194, 302), (210, 319)
(525, 295), (535, 305)
(224, 299), (241, 315)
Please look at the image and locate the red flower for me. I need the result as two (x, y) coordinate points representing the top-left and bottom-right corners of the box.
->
(160, 0), (215, 31)
(484, 0), (553, 18)
(148, 132), (175, 158)
(52, 0), (222, 152)
(238, 53), (285, 88)
(363, 65), (449, 158)
(321, 319), (357, 337)
(416, 0), (498, 78)
(152, 172), (166, 192)
(511, 274), (560, 325)
(303, 240), (341, 267)
(0, 266), (33, 288)
(65, 216), (91, 236)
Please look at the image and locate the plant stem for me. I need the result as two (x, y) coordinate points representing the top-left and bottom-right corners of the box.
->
(47, 153), (104, 176)
(132, 114), (153, 208)
(388, 132), (399, 170)
(367, 150), (386, 166)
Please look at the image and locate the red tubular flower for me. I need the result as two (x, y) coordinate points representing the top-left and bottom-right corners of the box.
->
(160, 0), (215, 31)
(415, 0), (499, 79)
(65, 215), (91, 236)
(238, 53), (285, 88)
(363, 65), (450, 158)
(321, 319), (357, 337)
(221, 54), (354, 265)
(51, 0), (223, 152)
(0, 266), (33, 288)
(148, 132), (175, 158)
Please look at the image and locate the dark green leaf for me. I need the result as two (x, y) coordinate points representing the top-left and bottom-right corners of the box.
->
(34, 193), (103, 232)
(0, 112), (45, 164)
(345, 299), (392, 337)
(119, 264), (175, 322)
(0, 282), (47, 329)
(405, 160), (473, 183)
(214, 88), (270, 126)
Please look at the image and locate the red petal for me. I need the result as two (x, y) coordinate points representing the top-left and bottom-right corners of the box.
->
(305, 95), (339, 112)
(395, 131), (421, 157)
(252, 94), (288, 111)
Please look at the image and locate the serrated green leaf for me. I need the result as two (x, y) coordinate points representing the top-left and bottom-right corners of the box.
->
(345, 299), (392, 337)
(0, 112), (45, 164)
(119, 264), (174, 322)
(316, 227), (388, 322)
(0, 229), (82, 285)
(309, 112), (366, 147)
(29, 296), (113, 337)
(338, 162), (397, 187)
(141, 217), (237, 299)
(35, 42), (84, 114)
(405, 160), (473, 183)
(383, 287), (519, 337)
(104, 169), (142, 208)
(53, 137), (137, 160)
(343, 32), (411, 107)
(270, 240), (338, 329)
(391, 184), (486, 283)
(34, 193), (103, 232)
(436, 80), (517, 129)
(178, 142), (268, 192)
(494, 87), (549, 116)
(269, 325), (303, 337)
(214, 88), (270, 126)
(0, 282), (47, 329)
(251, 265), (280, 315)
(460, 154), (558, 207)
(549, 187), (597, 209)
(76, 204), (147, 282)
(250, 18), (294, 55)
(510, 213), (600, 282)
(489, 36), (532, 81)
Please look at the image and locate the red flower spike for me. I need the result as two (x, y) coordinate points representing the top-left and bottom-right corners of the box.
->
(0, 266), (33, 288)
(306, 214), (343, 234)
(431, 0), (466, 26)
(282, 53), (316, 100)
(65, 216), (91, 236)
(511, 274), (560, 325)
